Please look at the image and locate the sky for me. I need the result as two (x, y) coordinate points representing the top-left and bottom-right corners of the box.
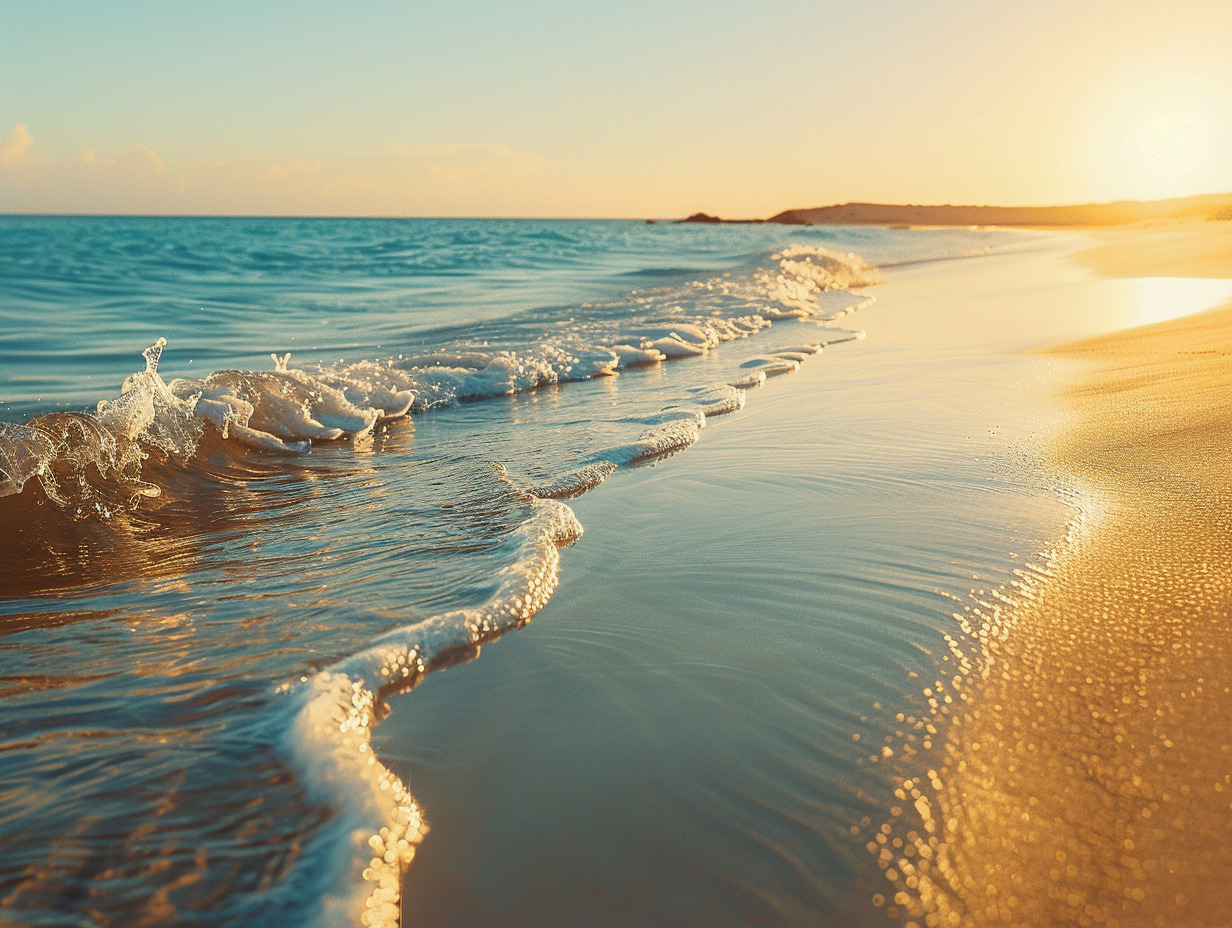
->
(2, 0), (1230, 217)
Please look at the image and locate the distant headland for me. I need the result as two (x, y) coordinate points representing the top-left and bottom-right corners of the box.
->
(678, 193), (1232, 227)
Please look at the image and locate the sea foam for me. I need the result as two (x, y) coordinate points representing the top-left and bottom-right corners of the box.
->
(0, 244), (877, 518)
(0, 240), (878, 923)
(283, 498), (582, 928)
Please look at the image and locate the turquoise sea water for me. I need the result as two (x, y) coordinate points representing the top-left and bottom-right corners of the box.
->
(0, 217), (1051, 926)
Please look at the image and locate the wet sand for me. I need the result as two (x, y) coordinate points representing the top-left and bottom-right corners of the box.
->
(379, 230), (1220, 926)
(369, 223), (1231, 928)
(887, 232), (1232, 926)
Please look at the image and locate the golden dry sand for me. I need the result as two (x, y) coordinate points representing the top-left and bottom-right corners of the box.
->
(1078, 219), (1232, 280)
(873, 239), (1232, 927)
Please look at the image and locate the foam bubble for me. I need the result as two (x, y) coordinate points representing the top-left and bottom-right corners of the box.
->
(647, 335), (708, 359)
(311, 360), (416, 420)
(728, 370), (765, 390)
(282, 499), (582, 927)
(497, 461), (619, 499)
(597, 418), (702, 466)
(612, 344), (667, 367)
(689, 384), (747, 417)
(0, 240), (880, 516)
(739, 356), (801, 377)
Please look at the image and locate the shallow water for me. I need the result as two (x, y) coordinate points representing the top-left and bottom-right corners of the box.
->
(371, 241), (1110, 927)
(0, 217), (1141, 926)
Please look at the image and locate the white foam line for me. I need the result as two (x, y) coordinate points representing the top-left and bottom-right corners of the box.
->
(280, 499), (582, 928)
(276, 280), (877, 924)
(1, 245), (883, 517)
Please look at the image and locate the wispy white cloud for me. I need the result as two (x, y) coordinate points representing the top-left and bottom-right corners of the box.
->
(0, 123), (34, 166)
(81, 143), (165, 173)
(2, 133), (586, 217)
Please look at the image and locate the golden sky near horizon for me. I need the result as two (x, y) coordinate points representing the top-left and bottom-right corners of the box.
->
(1, 0), (1230, 217)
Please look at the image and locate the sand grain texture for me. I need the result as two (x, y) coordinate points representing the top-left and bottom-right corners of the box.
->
(887, 303), (1232, 928)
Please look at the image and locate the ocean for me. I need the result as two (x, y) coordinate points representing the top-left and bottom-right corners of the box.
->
(1, 216), (1083, 926)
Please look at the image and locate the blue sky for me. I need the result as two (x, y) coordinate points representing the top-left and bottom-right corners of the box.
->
(3, 0), (1230, 215)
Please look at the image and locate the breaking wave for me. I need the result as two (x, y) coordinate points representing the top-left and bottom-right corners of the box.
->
(0, 240), (879, 927)
(0, 244), (876, 518)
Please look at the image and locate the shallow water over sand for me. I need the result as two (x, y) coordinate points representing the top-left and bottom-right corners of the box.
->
(2, 219), (1217, 926)
(368, 241), (1139, 926)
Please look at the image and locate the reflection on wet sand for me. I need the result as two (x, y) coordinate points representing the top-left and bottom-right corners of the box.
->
(876, 305), (1232, 927)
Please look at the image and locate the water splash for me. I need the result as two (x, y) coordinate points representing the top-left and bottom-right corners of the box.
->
(0, 244), (878, 518)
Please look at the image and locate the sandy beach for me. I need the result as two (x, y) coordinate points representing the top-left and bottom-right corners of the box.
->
(884, 224), (1232, 927)
(1079, 217), (1232, 279)
(1, 214), (1227, 927)
(365, 219), (1231, 926)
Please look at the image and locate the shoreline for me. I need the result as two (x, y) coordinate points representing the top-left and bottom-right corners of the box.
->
(883, 233), (1232, 925)
(375, 228), (1148, 925)
(377, 221), (1232, 926)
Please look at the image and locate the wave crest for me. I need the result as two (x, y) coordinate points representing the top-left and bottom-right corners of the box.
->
(1, 244), (879, 520)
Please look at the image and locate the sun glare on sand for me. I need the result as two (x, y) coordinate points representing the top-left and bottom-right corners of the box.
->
(1131, 277), (1232, 328)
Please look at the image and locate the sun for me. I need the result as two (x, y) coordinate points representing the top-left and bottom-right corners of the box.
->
(1099, 93), (1225, 201)
(1134, 108), (1208, 181)
(1073, 52), (1232, 203)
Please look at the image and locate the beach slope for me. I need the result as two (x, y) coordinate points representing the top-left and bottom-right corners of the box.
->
(900, 287), (1232, 923)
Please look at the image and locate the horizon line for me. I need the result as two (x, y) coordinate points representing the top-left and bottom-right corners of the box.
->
(4, 189), (1230, 224)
